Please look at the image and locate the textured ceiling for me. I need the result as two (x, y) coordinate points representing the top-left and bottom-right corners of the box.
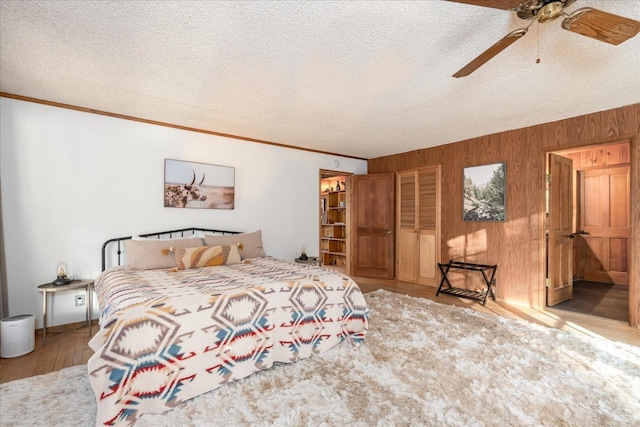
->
(1, 0), (639, 159)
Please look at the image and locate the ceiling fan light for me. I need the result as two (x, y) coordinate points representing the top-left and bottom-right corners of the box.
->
(536, 1), (564, 23)
(515, 0), (575, 21)
(447, 0), (638, 76)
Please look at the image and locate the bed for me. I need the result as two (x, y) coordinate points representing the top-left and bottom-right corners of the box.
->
(88, 228), (369, 426)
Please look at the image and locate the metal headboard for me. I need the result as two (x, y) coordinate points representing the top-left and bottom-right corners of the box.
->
(101, 227), (241, 271)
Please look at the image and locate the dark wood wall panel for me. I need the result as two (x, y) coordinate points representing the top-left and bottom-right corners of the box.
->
(368, 104), (639, 325)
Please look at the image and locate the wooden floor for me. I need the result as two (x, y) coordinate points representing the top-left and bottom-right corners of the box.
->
(553, 280), (628, 322)
(0, 321), (94, 384)
(1, 277), (639, 385)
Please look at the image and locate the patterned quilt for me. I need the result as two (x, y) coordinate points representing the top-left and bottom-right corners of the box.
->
(87, 257), (368, 426)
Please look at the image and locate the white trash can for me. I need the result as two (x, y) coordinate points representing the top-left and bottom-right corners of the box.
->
(1, 314), (35, 358)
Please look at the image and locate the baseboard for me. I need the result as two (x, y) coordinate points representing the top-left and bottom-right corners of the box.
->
(35, 319), (99, 334)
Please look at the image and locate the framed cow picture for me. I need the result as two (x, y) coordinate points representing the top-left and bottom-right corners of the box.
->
(164, 159), (235, 209)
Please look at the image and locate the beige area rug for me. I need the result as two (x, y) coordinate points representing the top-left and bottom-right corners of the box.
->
(1, 289), (639, 426)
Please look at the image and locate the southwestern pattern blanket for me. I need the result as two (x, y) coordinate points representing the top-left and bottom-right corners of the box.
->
(88, 257), (368, 426)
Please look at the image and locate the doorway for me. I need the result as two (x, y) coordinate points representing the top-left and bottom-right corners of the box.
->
(546, 141), (631, 323)
(319, 169), (352, 274)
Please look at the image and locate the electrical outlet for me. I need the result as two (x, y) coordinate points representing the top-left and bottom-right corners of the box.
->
(75, 295), (85, 307)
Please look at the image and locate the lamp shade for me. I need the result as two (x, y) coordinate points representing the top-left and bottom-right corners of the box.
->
(56, 261), (68, 279)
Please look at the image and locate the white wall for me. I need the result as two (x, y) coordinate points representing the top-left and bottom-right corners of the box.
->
(0, 97), (367, 328)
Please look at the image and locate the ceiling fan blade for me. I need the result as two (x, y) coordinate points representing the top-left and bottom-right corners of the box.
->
(446, 0), (524, 10)
(562, 7), (640, 45)
(453, 28), (527, 78)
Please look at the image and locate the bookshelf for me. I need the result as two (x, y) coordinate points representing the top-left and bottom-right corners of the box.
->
(320, 173), (349, 273)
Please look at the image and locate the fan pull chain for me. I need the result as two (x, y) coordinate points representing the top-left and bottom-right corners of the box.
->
(536, 20), (541, 64)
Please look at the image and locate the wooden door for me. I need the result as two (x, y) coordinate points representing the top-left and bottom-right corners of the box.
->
(397, 171), (417, 282)
(396, 166), (441, 285)
(351, 173), (395, 279)
(579, 166), (630, 285)
(417, 167), (441, 285)
(547, 153), (574, 306)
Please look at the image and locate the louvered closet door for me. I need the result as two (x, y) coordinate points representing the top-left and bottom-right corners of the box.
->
(418, 168), (439, 285)
(397, 171), (418, 282)
(396, 166), (441, 285)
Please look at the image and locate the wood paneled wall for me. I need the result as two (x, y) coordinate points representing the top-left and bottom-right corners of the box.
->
(368, 104), (640, 326)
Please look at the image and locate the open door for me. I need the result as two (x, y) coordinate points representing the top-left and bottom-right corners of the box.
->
(547, 153), (574, 306)
(578, 166), (630, 285)
(350, 173), (395, 279)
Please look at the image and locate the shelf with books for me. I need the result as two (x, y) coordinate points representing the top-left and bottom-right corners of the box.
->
(320, 174), (349, 272)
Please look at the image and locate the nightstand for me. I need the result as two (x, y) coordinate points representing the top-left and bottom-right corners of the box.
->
(37, 279), (93, 345)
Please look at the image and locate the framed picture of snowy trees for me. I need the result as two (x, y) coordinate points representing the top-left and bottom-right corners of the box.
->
(463, 162), (506, 222)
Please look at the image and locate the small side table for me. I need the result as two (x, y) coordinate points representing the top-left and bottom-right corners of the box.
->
(37, 279), (93, 345)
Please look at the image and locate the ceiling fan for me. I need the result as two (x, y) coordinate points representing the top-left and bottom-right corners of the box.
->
(449, 0), (640, 77)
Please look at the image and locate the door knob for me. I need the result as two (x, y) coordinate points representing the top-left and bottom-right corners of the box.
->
(568, 230), (590, 239)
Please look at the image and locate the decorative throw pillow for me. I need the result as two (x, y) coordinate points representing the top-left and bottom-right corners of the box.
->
(204, 230), (267, 259)
(173, 245), (241, 270)
(125, 237), (204, 269)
